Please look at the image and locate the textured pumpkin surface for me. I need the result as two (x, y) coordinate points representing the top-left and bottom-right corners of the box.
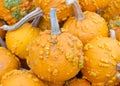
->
(27, 30), (84, 82)
(108, 16), (120, 30)
(82, 37), (120, 85)
(63, 11), (109, 44)
(0, 0), (33, 25)
(0, 70), (45, 86)
(0, 47), (20, 82)
(68, 78), (91, 86)
(6, 23), (40, 59)
(38, 17), (51, 31)
(79, 0), (110, 12)
(44, 81), (65, 86)
(33, 0), (78, 22)
(101, 0), (120, 21)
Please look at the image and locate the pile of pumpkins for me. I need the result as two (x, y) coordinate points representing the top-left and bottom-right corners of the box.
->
(0, 0), (120, 86)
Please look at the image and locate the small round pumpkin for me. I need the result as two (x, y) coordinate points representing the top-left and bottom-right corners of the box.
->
(0, 70), (45, 86)
(0, 47), (20, 82)
(27, 8), (84, 82)
(5, 23), (40, 59)
(101, 0), (120, 21)
(0, 0), (34, 25)
(63, 0), (109, 44)
(33, 0), (79, 22)
(79, 0), (110, 12)
(82, 37), (120, 85)
(3, 8), (42, 59)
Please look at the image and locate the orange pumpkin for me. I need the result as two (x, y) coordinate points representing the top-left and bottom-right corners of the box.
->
(82, 37), (120, 86)
(33, 0), (79, 22)
(0, 70), (45, 86)
(27, 8), (84, 82)
(0, 47), (20, 82)
(101, 0), (120, 21)
(0, 0), (34, 25)
(1, 8), (42, 59)
(63, 0), (109, 44)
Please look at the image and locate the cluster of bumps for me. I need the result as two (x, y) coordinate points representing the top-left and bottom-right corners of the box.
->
(0, 0), (120, 86)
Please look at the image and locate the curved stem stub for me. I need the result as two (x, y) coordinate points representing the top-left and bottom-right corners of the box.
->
(66, 0), (85, 21)
(50, 8), (61, 35)
(117, 63), (120, 71)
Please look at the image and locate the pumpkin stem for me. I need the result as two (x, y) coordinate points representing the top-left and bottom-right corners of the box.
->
(32, 15), (42, 27)
(50, 8), (61, 35)
(66, 0), (85, 21)
(0, 7), (43, 31)
(0, 37), (6, 48)
(117, 74), (120, 80)
(110, 29), (116, 39)
(117, 63), (120, 71)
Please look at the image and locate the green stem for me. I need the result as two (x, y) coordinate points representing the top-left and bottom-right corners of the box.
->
(66, 0), (85, 21)
(50, 8), (61, 35)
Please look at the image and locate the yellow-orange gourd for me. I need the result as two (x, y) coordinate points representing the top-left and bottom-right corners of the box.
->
(33, 0), (79, 22)
(6, 23), (40, 59)
(101, 0), (120, 20)
(0, 0), (34, 24)
(63, 0), (109, 44)
(0, 47), (20, 82)
(27, 8), (84, 82)
(0, 70), (45, 86)
(82, 37), (120, 85)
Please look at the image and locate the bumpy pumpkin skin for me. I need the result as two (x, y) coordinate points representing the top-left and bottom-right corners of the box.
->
(82, 37), (120, 85)
(68, 78), (91, 86)
(27, 30), (84, 82)
(108, 16), (120, 30)
(63, 11), (109, 44)
(0, 0), (34, 25)
(38, 17), (51, 31)
(0, 47), (20, 82)
(101, 0), (120, 21)
(6, 23), (40, 59)
(44, 80), (65, 86)
(33, 0), (79, 22)
(79, 0), (110, 12)
(0, 70), (45, 86)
